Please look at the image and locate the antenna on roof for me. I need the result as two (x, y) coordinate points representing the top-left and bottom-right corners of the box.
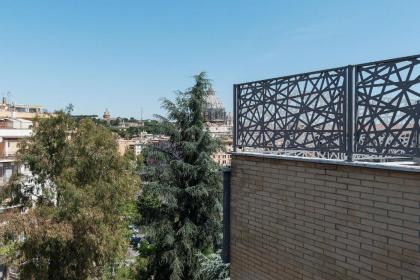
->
(6, 92), (11, 104)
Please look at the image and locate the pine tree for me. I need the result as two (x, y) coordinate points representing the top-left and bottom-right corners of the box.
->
(137, 72), (223, 280)
(0, 111), (139, 280)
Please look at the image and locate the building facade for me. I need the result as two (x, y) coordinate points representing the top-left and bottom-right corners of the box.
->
(117, 131), (170, 156)
(204, 87), (233, 166)
(0, 98), (49, 187)
(0, 118), (33, 186)
(0, 97), (47, 120)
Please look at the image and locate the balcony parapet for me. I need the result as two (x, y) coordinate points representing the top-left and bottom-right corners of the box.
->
(232, 151), (420, 173)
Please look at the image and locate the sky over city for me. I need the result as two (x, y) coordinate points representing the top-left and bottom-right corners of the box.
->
(0, 0), (419, 119)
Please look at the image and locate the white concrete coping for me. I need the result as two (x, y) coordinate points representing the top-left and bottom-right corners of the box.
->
(231, 152), (420, 173)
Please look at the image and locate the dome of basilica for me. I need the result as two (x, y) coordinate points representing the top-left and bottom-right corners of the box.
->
(205, 87), (225, 110)
(204, 86), (226, 123)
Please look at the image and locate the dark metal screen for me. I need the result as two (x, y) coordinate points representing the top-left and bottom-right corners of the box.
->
(355, 55), (420, 157)
(236, 67), (347, 152)
(234, 54), (420, 160)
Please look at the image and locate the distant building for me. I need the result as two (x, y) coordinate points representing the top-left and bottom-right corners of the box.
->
(204, 87), (233, 166)
(128, 120), (145, 128)
(212, 138), (233, 166)
(103, 109), (111, 122)
(116, 119), (144, 129)
(117, 131), (170, 156)
(0, 97), (48, 120)
(0, 118), (33, 186)
(102, 109), (144, 129)
(0, 98), (51, 186)
(115, 87), (233, 166)
(117, 138), (139, 156)
(204, 86), (227, 123)
(0, 118), (33, 129)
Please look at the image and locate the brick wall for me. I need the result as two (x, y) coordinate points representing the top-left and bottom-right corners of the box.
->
(230, 154), (420, 280)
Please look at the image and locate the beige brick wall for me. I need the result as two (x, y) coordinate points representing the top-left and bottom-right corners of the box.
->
(230, 154), (420, 280)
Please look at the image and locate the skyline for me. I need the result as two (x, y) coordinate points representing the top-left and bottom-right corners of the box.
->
(0, 0), (420, 119)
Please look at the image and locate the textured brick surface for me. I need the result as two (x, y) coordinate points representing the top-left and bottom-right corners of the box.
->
(230, 155), (420, 280)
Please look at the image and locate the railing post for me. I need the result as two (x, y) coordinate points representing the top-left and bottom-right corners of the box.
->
(346, 65), (354, 162)
(222, 167), (231, 263)
(415, 101), (420, 163)
(233, 85), (238, 152)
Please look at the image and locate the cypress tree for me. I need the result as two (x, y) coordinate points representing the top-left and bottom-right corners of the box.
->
(138, 72), (223, 280)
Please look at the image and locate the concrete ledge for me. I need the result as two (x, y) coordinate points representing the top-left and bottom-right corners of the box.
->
(231, 152), (420, 173)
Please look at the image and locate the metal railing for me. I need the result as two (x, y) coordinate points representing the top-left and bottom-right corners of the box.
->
(234, 54), (420, 161)
(0, 153), (15, 160)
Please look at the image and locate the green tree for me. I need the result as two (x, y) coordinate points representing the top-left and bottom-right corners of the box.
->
(142, 119), (167, 135)
(196, 252), (230, 280)
(137, 73), (223, 280)
(0, 111), (139, 280)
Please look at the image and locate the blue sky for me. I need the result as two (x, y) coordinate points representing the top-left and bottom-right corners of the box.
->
(0, 0), (419, 119)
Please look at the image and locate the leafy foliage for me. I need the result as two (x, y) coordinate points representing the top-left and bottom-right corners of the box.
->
(195, 252), (230, 280)
(111, 119), (168, 140)
(0, 111), (140, 280)
(137, 73), (224, 280)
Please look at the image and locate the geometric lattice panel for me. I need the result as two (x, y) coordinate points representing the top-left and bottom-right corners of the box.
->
(237, 67), (347, 152)
(355, 55), (420, 156)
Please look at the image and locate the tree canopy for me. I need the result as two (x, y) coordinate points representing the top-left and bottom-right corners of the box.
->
(0, 112), (139, 280)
